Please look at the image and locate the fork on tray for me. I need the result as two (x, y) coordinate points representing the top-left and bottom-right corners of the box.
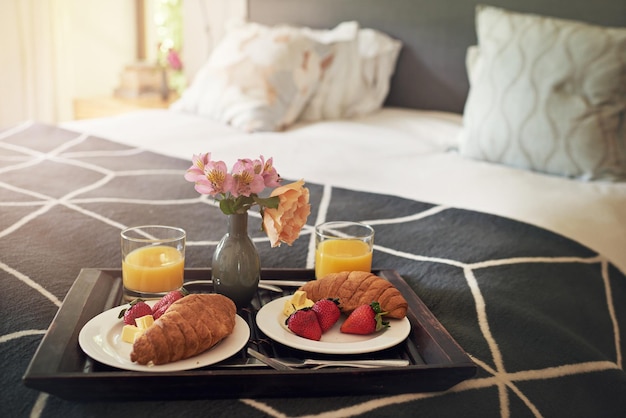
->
(247, 348), (409, 370)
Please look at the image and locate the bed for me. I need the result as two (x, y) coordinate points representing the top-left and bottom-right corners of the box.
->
(3, 0), (626, 417)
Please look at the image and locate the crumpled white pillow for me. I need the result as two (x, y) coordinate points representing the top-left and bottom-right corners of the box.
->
(298, 25), (402, 121)
(459, 5), (626, 181)
(171, 20), (402, 130)
(171, 21), (337, 132)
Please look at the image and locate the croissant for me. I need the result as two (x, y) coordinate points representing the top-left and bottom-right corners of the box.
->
(299, 271), (408, 319)
(130, 293), (236, 365)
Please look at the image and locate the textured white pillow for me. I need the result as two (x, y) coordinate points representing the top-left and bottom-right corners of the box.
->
(170, 22), (336, 132)
(297, 22), (361, 121)
(298, 26), (402, 121)
(459, 5), (626, 181)
(350, 28), (403, 117)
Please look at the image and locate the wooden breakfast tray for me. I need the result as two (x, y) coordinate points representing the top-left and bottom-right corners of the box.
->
(23, 268), (476, 401)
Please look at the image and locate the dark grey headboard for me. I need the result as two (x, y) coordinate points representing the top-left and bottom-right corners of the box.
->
(248, 0), (626, 114)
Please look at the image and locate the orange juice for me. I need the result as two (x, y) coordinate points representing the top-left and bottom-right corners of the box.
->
(122, 245), (184, 293)
(315, 239), (373, 279)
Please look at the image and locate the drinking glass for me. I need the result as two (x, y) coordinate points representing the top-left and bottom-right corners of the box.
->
(314, 221), (374, 279)
(121, 225), (185, 301)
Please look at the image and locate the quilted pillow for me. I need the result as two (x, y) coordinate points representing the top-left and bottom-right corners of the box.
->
(458, 5), (626, 181)
(170, 22), (337, 132)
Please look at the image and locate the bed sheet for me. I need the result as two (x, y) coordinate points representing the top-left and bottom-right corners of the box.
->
(62, 108), (626, 274)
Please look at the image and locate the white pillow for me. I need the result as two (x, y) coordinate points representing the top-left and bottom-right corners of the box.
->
(296, 22), (361, 121)
(299, 27), (402, 121)
(170, 21), (337, 132)
(459, 5), (626, 181)
(351, 28), (402, 116)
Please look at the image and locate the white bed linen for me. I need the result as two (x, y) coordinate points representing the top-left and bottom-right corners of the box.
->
(62, 108), (626, 274)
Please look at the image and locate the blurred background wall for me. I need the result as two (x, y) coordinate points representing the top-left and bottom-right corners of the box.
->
(0, 0), (246, 128)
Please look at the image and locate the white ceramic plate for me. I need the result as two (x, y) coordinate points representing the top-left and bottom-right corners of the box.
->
(256, 296), (411, 354)
(78, 300), (250, 372)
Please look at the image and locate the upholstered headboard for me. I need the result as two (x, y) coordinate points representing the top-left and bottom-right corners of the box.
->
(247, 0), (625, 114)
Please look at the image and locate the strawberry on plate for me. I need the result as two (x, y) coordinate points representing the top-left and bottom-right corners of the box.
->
(152, 288), (188, 319)
(340, 302), (389, 335)
(285, 308), (322, 341)
(311, 298), (340, 332)
(118, 299), (152, 326)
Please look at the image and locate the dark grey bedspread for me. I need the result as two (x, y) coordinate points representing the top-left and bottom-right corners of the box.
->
(1, 123), (625, 417)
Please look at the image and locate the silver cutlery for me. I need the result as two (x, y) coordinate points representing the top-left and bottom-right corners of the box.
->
(247, 348), (293, 370)
(246, 348), (409, 370)
(259, 280), (308, 288)
(184, 279), (309, 293)
(184, 280), (284, 293)
(266, 357), (409, 369)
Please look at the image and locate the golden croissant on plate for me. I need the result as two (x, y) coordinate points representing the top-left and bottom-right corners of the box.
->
(130, 293), (236, 365)
(298, 271), (408, 319)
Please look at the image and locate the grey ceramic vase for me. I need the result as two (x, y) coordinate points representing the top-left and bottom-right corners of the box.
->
(211, 212), (260, 308)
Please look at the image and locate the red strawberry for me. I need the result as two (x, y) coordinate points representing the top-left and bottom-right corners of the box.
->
(285, 308), (322, 341)
(118, 299), (152, 326)
(151, 287), (188, 319)
(312, 298), (341, 332)
(340, 302), (389, 335)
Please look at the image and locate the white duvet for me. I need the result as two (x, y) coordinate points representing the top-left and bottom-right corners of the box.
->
(62, 108), (626, 274)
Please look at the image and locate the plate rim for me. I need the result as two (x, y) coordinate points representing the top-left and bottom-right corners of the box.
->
(78, 300), (250, 372)
(256, 295), (411, 354)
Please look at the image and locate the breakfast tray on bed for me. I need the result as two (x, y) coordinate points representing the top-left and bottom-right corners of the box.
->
(23, 268), (477, 401)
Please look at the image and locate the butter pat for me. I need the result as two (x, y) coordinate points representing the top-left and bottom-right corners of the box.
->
(283, 290), (314, 316)
(121, 325), (144, 343)
(291, 290), (314, 308)
(135, 314), (154, 330)
(122, 314), (153, 344)
(283, 300), (297, 317)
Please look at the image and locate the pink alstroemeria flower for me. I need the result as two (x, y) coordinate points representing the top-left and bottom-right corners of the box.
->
(184, 153), (211, 183)
(185, 153), (233, 196)
(259, 156), (281, 188)
(201, 160), (233, 196)
(231, 159), (265, 197)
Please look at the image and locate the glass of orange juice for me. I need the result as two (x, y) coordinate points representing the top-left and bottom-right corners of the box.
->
(314, 221), (374, 279)
(121, 225), (185, 301)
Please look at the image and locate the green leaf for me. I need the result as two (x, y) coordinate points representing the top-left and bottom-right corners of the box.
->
(371, 301), (390, 331)
(259, 208), (267, 232)
(254, 196), (280, 209)
(219, 199), (236, 215)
